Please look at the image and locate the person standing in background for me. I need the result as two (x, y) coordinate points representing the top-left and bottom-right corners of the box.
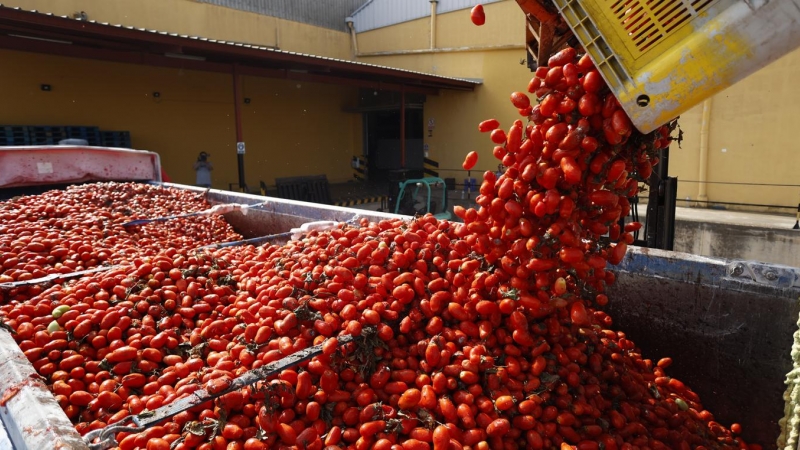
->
(194, 152), (213, 188)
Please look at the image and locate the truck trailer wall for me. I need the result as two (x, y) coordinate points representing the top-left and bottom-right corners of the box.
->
(674, 219), (800, 268)
(0, 50), (361, 189)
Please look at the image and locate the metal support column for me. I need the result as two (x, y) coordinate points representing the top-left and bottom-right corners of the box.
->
(232, 64), (246, 192)
(645, 147), (677, 250)
(400, 87), (406, 169)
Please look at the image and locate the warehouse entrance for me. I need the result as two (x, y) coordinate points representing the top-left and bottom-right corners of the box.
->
(364, 108), (424, 182)
(358, 90), (426, 182)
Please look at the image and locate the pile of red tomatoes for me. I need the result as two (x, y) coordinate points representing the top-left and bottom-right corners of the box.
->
(0, 47), (753, 450)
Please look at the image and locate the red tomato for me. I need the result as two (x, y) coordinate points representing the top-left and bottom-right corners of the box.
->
(470, 4), (485, 26)
(486, 418), (510, 437)
(570, 301), (591, 326)
(582, 70), (604, 93)
(548, 47), (577, 67)
(490, 129), (506, 144)
(611, 109), (633, 136)
(510, 92), (531, 109)
(478, 119), (500, 132)
(462, 151), (478, 171)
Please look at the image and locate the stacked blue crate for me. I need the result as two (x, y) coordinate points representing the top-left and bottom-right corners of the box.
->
(0, 126), (29, 146)
(64, 126), (102, 146)
(100, 131), (132, 148)
(27, 126), (66, 145)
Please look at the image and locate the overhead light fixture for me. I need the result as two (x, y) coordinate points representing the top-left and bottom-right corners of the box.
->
(8, 34), (72, 45)
(164, 52), (206, 62)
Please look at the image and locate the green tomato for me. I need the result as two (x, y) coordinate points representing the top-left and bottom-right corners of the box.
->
(47, 320), (63, 333)
(52, 305), (70, 319)
(675, 398), (689, 411)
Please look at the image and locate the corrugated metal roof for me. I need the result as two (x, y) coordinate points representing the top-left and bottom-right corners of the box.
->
(197, 0), (368, 32)
(351, 0), (503, 33)
(0, 5), (481, 88)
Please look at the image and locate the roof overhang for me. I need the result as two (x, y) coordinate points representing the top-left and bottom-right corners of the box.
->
(0, 5), (480, 96)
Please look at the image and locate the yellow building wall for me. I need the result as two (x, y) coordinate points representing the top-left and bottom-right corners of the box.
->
(2, 0), (352, 60)
(356, 0), (800, 214)
(354, 1), (533, 181)
(357, 0), (523, 55)
(0, 50), (360, 189)
(435, 1), (524, 50)
(357, 17), (430, 54)
(670, 45), (800, 213)
(422, 50), (535, 181)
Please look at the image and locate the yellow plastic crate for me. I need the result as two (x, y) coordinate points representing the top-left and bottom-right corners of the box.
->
(552, 0), (800, 132)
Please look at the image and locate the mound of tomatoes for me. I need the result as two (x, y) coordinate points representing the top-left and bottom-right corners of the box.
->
(0, 46), (753, 450)
(0, 182), (240, 301)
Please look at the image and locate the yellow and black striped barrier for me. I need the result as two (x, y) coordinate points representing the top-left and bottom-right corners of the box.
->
(335, 196), (388, 208)
(352, 157), (367, 181)
(424, 157), (439, 177)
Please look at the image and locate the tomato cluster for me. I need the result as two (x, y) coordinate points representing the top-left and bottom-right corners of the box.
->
(0, 47), (753, 450)
(0, 182), (239, 300)
(461, 46), (674, 320)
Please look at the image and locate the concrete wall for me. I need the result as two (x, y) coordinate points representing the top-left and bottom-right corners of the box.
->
(2, 0), (353, 59)
(673, 220), (800, 268)
(0, 50), (360, 189)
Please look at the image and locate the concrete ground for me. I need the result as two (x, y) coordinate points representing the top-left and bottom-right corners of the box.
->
(643, 204), (798, 231)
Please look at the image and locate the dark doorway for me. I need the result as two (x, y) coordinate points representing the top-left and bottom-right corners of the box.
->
(364, 108), (424, 182)
(356, 89), (426, 183)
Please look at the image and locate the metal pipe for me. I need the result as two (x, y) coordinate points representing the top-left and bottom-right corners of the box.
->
(401, 87), (406, 168)
(430, 0), (438, 50)
(346, 19), (358, 56)
(698, 98), (712, 205)
(274, 20), (280, 49)
(232, 64), (246, 191)
(357, 44), (525, 57)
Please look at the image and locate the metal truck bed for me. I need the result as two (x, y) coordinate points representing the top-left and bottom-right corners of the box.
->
(0, 183), (797, 449)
